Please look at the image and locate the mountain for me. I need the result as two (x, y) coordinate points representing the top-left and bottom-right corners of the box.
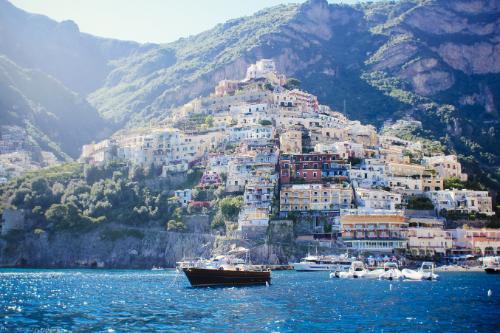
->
(0, 0), (144, 159)
(0, 0), (500, 175)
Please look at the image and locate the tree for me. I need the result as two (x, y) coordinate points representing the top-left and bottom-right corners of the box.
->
(167, 220), (187, 232)
(201, 124), (208, 130)
(84, 163), (99, 183)
(214, 186), (225, 199)
(259, 119), (272, 126)
(205, 115), (214, 128)
(192, 189), (206, 201)
(286, 78), (301, 88)
(129, 163), (144, 182)
(219, 195), (244, 220)
(187, 204), (196, 215)
(264, 83), (274, 91)
(45, 204), (68, 227)
(219, 171), (229, 183)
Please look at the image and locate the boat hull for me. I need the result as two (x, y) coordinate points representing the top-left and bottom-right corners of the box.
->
(182, 268), (271, 287)
(485, 268), (500, 274)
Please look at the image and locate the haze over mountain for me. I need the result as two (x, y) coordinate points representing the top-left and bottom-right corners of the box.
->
(0, 0), (499, 184)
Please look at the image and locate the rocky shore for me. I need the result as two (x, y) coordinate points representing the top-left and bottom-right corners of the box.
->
(0, 226), (350, 269)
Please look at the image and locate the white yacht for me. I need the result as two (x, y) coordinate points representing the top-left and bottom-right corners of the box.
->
(291, 253), (355, 272)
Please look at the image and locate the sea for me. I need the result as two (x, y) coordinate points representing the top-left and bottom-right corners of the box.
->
(0, 269), (499, 332)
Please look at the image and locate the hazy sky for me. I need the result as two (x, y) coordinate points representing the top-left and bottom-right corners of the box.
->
(9, 0), (389, 44)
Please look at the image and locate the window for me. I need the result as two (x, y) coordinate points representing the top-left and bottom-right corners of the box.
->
(303, 172), (307, 178)
(314, 172), (317, 177)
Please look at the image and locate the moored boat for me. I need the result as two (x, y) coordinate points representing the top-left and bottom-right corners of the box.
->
(334, 261), (366, 278)
(181, 248), (271, 287)
(291, 253), (355, 272)
(402, 262), (440, 280)
(182, 267), (271, 287)
(379, 262), (403, 280)
(483, 257), (500, 274)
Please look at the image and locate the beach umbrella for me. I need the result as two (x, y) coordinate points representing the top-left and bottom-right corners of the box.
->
(383, 255), (390, 261)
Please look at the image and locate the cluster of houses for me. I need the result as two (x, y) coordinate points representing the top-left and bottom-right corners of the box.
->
(79, 59), (500, 256)
(0, 124), (60, 182)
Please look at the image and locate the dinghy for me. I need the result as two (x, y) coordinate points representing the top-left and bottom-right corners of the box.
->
(402, 262), (440, 280)
(379, 262), (403, 280)
(337, 261), (366, 278)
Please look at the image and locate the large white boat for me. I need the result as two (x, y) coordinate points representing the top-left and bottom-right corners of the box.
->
(291, 253), (355, 272)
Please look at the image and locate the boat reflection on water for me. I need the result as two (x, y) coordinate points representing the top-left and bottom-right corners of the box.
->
(178, 248), (271, 287)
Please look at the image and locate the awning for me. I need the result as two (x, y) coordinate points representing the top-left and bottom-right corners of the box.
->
(435, 248), (445, 253)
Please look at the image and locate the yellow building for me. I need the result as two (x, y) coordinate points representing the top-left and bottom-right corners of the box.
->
(422, 176), (444, 191)
(213, 115), (232, 128)
(407, 227), (453, 255)
(341, 213), (408, 250)
(179, 98), (202, 117)
(280, 183), (353, 212)
(280, 130), (302, 154)
(386, 162), (425, 176)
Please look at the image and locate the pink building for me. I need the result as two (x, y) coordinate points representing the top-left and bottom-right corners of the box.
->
(215, 79), (239, 96)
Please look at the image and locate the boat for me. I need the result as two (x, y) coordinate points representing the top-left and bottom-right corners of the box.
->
(181, 248), (271, 287)
(379, 262), (404, 280)
(483, 256), (500, 274)
(291, 253), (355, 272)
(332, 261), (366, 279)
(182, 267), (271, 287)
(151, 266), (164, 271)
(402, 262), (440, 280)
(364, 268), (386, 279)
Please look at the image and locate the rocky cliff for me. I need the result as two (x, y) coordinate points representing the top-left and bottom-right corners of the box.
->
(0, 226), (344, 269)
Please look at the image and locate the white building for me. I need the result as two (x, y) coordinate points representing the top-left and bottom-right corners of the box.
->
(245, 59), (277, 80)
(421, 154), (468, 181)
(425, 189), (494, 216)
(174, 189), (192, 207)
(354, 188), (401, 212)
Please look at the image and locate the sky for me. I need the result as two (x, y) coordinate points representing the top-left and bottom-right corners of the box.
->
(9, 0), (388, 44)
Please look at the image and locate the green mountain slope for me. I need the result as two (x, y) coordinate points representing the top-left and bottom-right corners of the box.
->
(0, 55), (114, 160)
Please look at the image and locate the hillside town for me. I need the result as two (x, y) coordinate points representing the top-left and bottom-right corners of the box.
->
(77, 59), (500, 257)
(0, 122), (60, 182)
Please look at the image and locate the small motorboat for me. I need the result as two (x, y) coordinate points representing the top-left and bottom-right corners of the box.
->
(483, 256), (500, 274)
(402, 262), (440, 280)
(379, 262), (403, 280)
(364, 268), (385, 279)
(334, 261), (366, 279)
(151, 266), (164, 271)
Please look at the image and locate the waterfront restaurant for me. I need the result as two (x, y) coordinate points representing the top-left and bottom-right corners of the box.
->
(341, 211), (408, 251)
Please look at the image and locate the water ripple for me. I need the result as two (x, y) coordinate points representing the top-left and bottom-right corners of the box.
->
(0, 269), (499, 332)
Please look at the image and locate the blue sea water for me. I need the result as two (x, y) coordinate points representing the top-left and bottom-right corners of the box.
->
(0, 269), (499, 332)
